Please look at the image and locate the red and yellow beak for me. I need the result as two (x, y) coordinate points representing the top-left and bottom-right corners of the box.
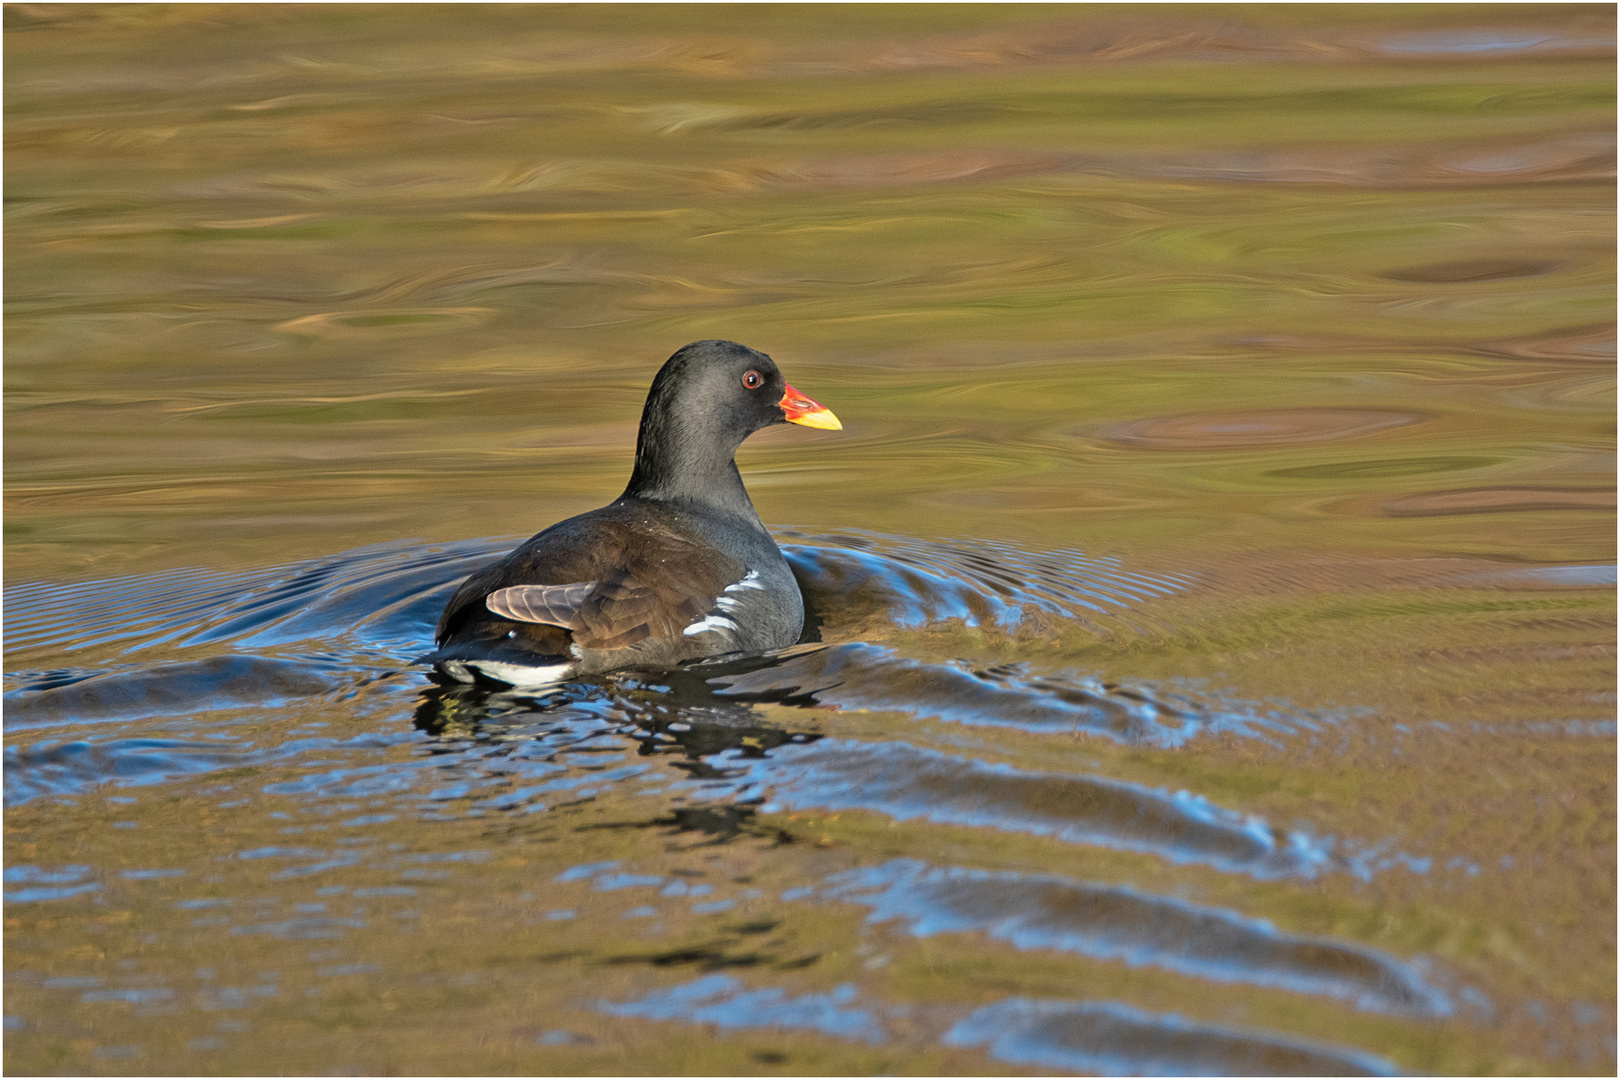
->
(778, 384), (842, 430)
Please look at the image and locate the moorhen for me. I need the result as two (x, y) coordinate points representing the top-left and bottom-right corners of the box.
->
(427, 340), (841, 687)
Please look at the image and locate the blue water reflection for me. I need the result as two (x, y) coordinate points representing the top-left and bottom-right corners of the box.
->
(4, 526), (1608, 1071)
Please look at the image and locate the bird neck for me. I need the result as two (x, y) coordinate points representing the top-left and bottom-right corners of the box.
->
(621, 411), (765, 525)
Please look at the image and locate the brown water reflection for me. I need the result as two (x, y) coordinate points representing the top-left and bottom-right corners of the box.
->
(5, 3), (1615, 1076)
(1093, 408), (1429, 450)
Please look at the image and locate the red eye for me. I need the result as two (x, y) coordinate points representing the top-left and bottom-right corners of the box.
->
(742, 370), (762, 390)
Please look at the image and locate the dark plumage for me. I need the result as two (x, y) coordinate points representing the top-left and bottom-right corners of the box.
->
(427, 340), (841, 687)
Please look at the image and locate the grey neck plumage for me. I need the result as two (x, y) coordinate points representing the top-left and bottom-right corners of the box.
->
(621, 405), (765, 528)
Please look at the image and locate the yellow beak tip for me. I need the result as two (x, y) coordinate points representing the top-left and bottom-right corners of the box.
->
(790, 408), (842, 431)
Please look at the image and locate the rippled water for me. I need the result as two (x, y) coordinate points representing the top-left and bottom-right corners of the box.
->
(5, 5), (1615, 1076)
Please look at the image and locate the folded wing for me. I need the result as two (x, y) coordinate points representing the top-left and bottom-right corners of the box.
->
(485, 581), (593, 628)
(442, 516), (748, 655)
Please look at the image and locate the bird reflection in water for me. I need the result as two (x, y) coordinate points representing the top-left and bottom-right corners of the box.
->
(412, 646), (834, 838)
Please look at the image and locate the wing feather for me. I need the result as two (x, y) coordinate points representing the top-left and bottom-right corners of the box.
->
(485, 582), (594, 627)
(439, 508), (750, 656)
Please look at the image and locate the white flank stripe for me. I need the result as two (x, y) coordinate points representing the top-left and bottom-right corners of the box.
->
(724, 570), (765, 592)
(684, 613), (741, 637)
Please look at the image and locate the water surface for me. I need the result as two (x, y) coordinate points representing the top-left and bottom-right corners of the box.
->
(5, 4), (1614, 1076)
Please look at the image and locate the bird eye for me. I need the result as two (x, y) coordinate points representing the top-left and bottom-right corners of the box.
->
(742, 370), (762, 390)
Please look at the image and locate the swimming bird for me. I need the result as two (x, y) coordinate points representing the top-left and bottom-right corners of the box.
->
(428, 340), (841, 688)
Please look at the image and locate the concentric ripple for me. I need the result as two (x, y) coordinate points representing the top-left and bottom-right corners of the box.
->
(810, 859), (1449, 1016)
(945, 998), (1399, 1076)
(783, 528), (1193, 634)
(702, 642), (1314, 747)
(3, 529), (1471, 1074)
